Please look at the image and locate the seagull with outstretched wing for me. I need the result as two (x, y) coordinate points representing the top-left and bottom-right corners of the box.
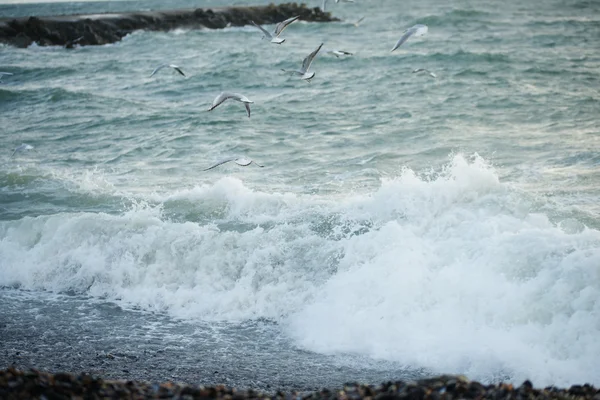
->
(10, 143), (35, 158)
(352, 16), (365, 27)
(413, 68), (437, 78)
(203, 157), (264, 171)
(391, 24), (428, 52)
(250, 16), (299, 44)
(327, 50), (353, 58)
(208, 92), (254, 118)
(149, 64), (186, 78)
(282, 43), (324, 82)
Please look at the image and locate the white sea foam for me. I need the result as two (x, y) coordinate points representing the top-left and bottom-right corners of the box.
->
(1, 154), (599, 386)
(287, 155), (600, 387)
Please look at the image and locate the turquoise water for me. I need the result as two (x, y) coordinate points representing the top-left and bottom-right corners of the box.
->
(1, 0), (600, 388)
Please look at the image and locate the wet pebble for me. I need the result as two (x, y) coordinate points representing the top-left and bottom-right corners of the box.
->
(1, 368), (599, 400)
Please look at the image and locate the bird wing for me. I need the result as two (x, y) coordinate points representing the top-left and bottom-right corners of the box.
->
(274, 16), (299, 36)
(413, 68), (436, 78)
(208, 92), (233, 111)
(234, 158), (264, 168)
(203, 157), (238, 171)
(391, 28), (416, 52)
(413, 24), (429, 36)
(353, 16), (365, 26)
(300, 43), (324, 74)
(169, 65), (186, 77)
(231, 93), (252, 103)
(234, 158), (253, 167)
(10, 144), (28, 158)
(149, 64), (167, 77)
(250, 21), (273, 39)
(244, 103), (251, 118)
(322, 0), (328, 11)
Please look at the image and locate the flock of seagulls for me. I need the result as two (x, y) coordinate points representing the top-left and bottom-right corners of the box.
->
(7, 2), (434, 171)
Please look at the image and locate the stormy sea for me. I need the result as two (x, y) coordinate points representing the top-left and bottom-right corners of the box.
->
(1, 0), (599, 392)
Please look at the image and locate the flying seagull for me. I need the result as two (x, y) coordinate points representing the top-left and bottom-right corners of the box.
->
(391, 24), (428, 52)
(203, 157), (264, 171)
(323, 0), (354, 10)
(149, 64), (186, 78)
(352, 16), (365, 27)
(11, 143), (35, 158)
(208, 92), (254, 118)
(413, 68), (437, 78)
(65, 36), (84, 49)
(250, 16), (299, 44)
(0, 72), (14, 83)
(327, 50), (353, 58)
(282, 43), (324, 82)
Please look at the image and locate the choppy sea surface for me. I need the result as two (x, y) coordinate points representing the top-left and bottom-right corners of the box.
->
(1, 0), (599, 390)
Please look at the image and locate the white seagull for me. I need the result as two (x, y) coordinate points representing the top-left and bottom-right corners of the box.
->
(352, 16), (365, 27)
(65, 36), (84, 48)
(0, 72), (14, 83)
(282, 43), (324, 82)
(11, 143), (35, 158)
(327, 50), (353, 58)
(250, 16), (299, 44)
(323, 0), (354, 10)
(149, 64), (186, 78)
(208, 92), (254, 118)
(391, 24), (428, 52)
(413, 68), (437, 78)
(203, 157), (264, 171)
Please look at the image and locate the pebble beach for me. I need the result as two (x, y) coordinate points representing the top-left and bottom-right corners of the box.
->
(2, 368), (599, 400)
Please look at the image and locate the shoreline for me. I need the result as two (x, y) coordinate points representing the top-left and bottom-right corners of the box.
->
(1, 367), (598, 399)
(0, 2), (338, 48)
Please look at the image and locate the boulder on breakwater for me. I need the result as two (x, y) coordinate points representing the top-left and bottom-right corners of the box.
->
(0, 3), (338, 48)
(1, 367), (599, 400)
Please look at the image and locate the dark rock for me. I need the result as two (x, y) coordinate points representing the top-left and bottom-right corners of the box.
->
(0, 3), (339, 48)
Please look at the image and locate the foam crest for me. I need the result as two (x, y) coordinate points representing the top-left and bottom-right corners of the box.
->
(1, 154), (599, 386)
(152, 177), (323, 224)
(0, 200), (337, 321)
(286, 157), (600, 387)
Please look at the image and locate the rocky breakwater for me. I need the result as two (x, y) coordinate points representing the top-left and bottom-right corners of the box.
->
(1, 368), (599, 400)
(0, 3), (338, 48)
